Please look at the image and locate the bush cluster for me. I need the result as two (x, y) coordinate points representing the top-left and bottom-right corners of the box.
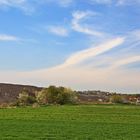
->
(17, 86), (77, 106)
(110, 95), (124, 104)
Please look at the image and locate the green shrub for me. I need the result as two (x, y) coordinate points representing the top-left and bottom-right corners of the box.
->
(36, 86), (77, 105)
(36, 88), (48, 105)
(110, 95), (124, 104)
(17, 89), (36, 106)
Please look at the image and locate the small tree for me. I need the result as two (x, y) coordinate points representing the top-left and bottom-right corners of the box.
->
(17, 89), (36, 106)
(57, 87), (76, 105)
(36, 86), (77, 105)
(36, 88), (48, 105)
(110, 95), (124, 104)
(46, 86), (59, 104)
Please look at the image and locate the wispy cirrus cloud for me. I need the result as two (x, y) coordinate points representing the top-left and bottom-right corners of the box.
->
(0, 0), (140, 16)
(110, 56), (140, 69)
(0, 34), (39, 43)
(46, 0), (73, 7)
(117, 0), (140, 5)
(0, 0), (73, 14)
(59, 37), (124, 67)
(89, 0), (140, 6)
(89, 0), (112, 4)
(0, 34), (19, 41)
(72, 10), (103, 37)
(0, 33), (140, 93)
(0, 1), (139, 93)
(47, 26), (69, 37)
(0, 0), (25, 5)
(0, 0), (35, 14)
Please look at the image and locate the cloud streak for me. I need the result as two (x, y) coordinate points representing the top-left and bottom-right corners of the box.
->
(0, 34), (19, 41)
(0, 0), (140, 15)
(111, 56), (140, 69)
(49, 0), (73, 7)
(72, 10), (103, 37)
(0, 0), (73, 14)
(117, 0), (140, 5)
(47, 26), (68, 37)
(60, 37), (125, 67)
(0, 35), (139, 93)
(90, 0), (112, 4)
(89, 0), (140, 6)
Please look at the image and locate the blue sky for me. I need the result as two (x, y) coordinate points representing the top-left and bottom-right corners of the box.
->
(0, 0), (140, 93)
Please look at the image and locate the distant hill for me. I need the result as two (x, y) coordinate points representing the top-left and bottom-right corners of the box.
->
(0, 83), (42, 103)
(0, 83), (139, 105)
(0, 83), (111, 104)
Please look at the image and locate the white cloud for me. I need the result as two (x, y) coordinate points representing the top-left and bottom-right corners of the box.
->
(130, 30), (140, 38)
(0, 34), (37, 43)
(89, 0), (140, 6)
(0, 0), (74, 14)
(60, 37), (124, 67)
(0, 34), (19, 41)
(0, 0), (35, 14)
(54, 0), (73, 7)
(111, 56), (140, 69)
(90, 0), (112, 4)
(47, 26), (68, 37)
(0, 0), (140, 15)
(117, 0), (140, 5)
(39, 0), (73, 7)
(0, 36), (140, 93)
(0, 0), (25, 5)
(72, 10), (103, 37)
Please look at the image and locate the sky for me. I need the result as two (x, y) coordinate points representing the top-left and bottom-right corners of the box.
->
(0, 0), (140, 93)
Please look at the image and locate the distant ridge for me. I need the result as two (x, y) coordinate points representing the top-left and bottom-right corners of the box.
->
(0, 83), (42, 103)
(0, 83), (139, 104)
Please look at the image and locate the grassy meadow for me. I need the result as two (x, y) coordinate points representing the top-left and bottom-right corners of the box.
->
(0, 105), (140, 140)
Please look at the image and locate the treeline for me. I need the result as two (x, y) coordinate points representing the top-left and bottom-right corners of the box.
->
(16, 86), (77, 106)
(0, 85), (140, 108)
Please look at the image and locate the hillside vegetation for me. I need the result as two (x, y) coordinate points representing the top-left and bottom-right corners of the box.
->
(0, 83), (41, 103)
(0, 83), (140, 106)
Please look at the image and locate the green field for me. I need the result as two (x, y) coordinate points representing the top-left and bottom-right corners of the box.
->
(0, 105), (140, 140)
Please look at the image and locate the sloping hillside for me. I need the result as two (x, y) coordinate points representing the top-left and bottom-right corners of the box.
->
(0, 83), (42, 103)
